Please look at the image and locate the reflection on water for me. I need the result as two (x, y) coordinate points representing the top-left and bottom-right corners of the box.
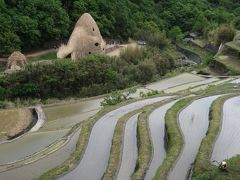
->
(0, 129), (68, 164)
(145, 100), (177, 180)
(168, 95), (220, 180)
(0, 129), (81, 180)
(211, 96), (240, 162)
(117, 113), (139, 180)
(60, 96), (171, 180)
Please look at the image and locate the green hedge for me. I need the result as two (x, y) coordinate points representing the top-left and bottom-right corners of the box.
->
(0, 50), (174, 100)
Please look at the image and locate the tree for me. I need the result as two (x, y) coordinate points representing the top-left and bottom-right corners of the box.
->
(0, 8), (21, 55)
(13, 15), (40, 50)
(193, 14), (209, 33)
(168, 26), (183, 42)
(0, 32), (21, 56)
(232, 16), (240, 30)
(216, 24), (235, 45)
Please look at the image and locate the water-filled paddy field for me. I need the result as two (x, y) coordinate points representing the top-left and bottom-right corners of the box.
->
(1, 73), (240, 180)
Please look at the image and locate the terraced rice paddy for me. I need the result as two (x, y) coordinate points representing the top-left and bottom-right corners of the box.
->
(116, 113), (139, 180)
(59, 96), (171, 180)
(145, 100), (177, 180)
(211, 96), (240, 162)
(1, 74), (240, 180)
(168, 95), (221, 180)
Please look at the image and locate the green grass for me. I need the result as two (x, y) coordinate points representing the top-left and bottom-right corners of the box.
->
(153, 96), (196, 180)
(192, 39), (207, 48)
(30, 52), (57, 61)
(215, 55), (240, 75)
(193, 93), (240, 180)
(226, 42), (240, 52)
(132, 109), (152, 179)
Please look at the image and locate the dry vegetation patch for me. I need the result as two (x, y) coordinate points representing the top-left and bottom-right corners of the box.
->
(0, 108), (32, 138)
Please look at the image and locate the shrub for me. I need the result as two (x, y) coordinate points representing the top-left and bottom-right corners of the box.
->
(101, 91), (128, 106)
(232, 16), (240, 30)
(120, 46), (145, 65)
(0, 48), (175, 100)
(216, 24), (235, 45)
(146, 32), (170, 49)
(137, 59), (157, 83)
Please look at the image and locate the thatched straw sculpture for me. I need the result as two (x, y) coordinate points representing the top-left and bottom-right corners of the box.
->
(57, 13), (106, 61)
(7, 51), (27, 70)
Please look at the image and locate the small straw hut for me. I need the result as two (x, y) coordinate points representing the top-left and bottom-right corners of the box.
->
(7, 51), (27, 70)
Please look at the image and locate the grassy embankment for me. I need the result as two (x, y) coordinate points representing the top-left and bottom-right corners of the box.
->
(102, 109), (140, 180)
(152, 97), (195, 180)
(193, 93), (240, 180)
(131, 98), (177, 179)
(215, 54), (240, 75)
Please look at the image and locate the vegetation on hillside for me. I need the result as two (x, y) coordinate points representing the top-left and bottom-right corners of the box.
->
(0, 0), (239, 56)
(0, 46), (175, 100)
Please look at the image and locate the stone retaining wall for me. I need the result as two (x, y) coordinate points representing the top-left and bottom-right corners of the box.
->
(176, 45), (201, 64)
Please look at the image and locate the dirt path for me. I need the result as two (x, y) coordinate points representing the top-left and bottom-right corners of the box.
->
(25, 49), (56, 58)
(106, 43), (139, 57)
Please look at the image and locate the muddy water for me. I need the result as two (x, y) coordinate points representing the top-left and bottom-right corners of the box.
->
(168, 95), (221, 180)
(59, 96), (171, 180)
(0, 129), (68, 164)
(0, 129), (81, 180)
(146, 73), (205, 92)
(116, 113), (139, 180)
(40, 98), (102, 131)
(41, 110), (99, 131)
(211, 96), (240, 162)
(43, 98), (102, 122)
(145, 100), (177, 180)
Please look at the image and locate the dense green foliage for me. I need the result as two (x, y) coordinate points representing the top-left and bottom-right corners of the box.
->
(0, 0), (239, 56)
(0, 47), (175, 100)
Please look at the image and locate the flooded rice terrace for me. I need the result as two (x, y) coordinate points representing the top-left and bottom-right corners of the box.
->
(0, 73), (238, 180)
(116, 113), (139, 180)
(145, 100), (177, 180)
(168, 95), (221, 180)
(59, 96), (171, 180)
(211, 96), (240, 162)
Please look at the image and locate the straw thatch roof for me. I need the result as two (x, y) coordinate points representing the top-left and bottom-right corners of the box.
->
(7, 51), (27, 70)
(57, 13), (106, 61)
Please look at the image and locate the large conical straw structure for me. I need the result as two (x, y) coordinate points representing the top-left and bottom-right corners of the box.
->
(57, 13), (106, 61)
